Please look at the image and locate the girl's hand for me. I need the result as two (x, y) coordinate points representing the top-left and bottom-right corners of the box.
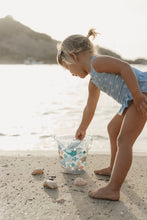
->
(75, 128), (86, 140)
(134, 93), (147, 115)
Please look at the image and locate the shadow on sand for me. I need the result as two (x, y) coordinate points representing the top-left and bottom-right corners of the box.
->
(62, 171), (141, 220)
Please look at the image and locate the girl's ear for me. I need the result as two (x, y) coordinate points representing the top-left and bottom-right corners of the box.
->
(69, 53), (78, 62)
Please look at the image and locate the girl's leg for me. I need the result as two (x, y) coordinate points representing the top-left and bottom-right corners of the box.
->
(89, 102), (147, 200)
(94, 113), (124, 176)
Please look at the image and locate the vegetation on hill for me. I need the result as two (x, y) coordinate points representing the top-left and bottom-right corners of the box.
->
(0, 16), (58, 64)
(0, 16), (146, 65)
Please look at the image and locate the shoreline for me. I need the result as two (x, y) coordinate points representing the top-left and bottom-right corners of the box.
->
(0, 150), (147, 157)
(1, 151), (147, 219)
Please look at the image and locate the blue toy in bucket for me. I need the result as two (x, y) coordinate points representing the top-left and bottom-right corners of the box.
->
(54, 135), (92, 174)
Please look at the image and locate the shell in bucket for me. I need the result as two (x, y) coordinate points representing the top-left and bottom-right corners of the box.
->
(54, 136), (92, 174)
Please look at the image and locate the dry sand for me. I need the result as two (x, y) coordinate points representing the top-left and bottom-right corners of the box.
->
(0, 151), (147, 220)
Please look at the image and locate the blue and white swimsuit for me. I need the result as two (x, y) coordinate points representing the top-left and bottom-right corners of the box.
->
(90, 56), (147, 115)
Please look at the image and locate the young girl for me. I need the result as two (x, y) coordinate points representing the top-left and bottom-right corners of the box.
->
(57, 29), (147, 201)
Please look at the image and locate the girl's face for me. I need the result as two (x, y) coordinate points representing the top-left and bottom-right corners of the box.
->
(63, 62), (88, 79)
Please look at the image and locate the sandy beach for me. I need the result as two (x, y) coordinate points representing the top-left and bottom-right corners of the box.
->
(0, 151), (147, 220)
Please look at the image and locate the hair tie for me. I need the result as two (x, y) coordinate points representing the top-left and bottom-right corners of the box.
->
(58, 50), (63, 56)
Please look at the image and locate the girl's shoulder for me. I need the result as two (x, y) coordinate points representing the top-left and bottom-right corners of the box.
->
(91, 55), (128, 74)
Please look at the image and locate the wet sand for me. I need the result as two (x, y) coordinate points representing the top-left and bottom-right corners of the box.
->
(0, 151), (147, 220)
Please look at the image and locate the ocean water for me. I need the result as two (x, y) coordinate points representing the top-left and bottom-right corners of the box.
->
(0, 64), (146, 153)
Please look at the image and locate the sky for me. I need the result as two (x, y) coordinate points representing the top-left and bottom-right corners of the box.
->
(0, 0), (147, 60)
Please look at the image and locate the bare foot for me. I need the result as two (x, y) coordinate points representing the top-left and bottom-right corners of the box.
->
(94, 167), (112, 176)
(88, 186), (120, 201)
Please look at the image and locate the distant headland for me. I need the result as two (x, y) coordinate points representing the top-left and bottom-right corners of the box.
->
(0, 15), (147, 65)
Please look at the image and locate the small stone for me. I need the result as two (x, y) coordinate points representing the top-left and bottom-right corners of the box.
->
(49, 175), (56, 180)
(2, 164), (8, 167)
(50, 175), (56, 178)
(31, 169), (44, 175)
(74, 177), (87, 186)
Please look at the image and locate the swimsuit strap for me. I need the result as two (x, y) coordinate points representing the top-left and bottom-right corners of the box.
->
(90, 56), (97, 74)
(90, 55), (97, 64)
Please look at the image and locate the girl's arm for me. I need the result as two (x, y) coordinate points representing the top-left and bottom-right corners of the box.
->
(75, 79), (100, 140)
(92, 55), (147, 114)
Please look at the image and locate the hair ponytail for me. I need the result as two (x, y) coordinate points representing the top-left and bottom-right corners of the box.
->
(87, 28), (98, 40)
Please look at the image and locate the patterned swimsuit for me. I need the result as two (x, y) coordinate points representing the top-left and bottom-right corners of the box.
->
(90, 56), (147, 115)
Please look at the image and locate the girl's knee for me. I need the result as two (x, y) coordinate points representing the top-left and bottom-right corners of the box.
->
(117, 135), (124, 148)
(107, 120), (119, 138)
(107, 114), (124, 138)
(117, 134), (133, 149)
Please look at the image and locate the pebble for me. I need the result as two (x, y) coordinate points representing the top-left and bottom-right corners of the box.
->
(49, 175), (56, 180)
(2, 164), (8, 167)
(74, 177), (87, 186)
(31, 169), (44, 175)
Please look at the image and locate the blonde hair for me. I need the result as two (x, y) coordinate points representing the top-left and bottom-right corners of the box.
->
(57, 28), (98, 65)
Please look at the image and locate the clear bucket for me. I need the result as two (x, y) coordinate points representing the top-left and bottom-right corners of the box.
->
(54, 135), (92, 174)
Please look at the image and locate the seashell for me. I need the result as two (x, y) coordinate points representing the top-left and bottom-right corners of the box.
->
(68, 140), (81, 149)
(56, 198), (65, 203)
(43, 180), (58, 189)
(74, 177), (87, 186)
(31, 169), (44, 175)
